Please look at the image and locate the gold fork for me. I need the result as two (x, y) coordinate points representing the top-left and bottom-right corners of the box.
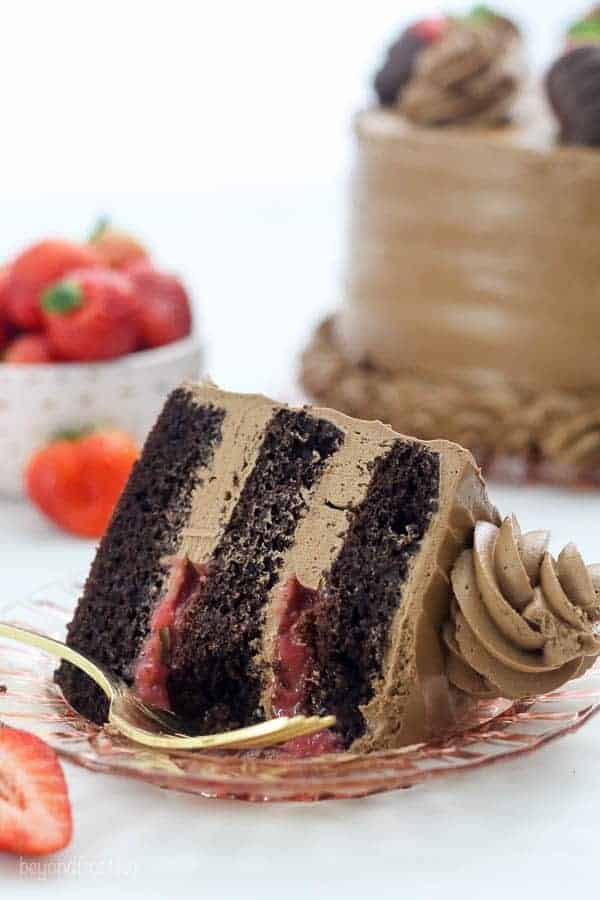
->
(0, 623), (335, 751)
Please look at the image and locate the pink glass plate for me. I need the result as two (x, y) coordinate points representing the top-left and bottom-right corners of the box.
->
(1, 579), (599, 803)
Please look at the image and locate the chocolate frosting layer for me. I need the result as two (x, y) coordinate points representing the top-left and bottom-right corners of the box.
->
(400, 16), (523, 126)
(335, 106), (600, 394)
(444, 516), (600, 699)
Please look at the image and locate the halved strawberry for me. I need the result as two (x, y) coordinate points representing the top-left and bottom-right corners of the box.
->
(0, 727), (72, 856)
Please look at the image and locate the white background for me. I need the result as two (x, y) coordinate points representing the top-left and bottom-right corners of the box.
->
(1, 2), (598, 898)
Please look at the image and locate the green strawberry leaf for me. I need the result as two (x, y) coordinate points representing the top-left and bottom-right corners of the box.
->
(42, 280), (83, 315)
(568, 19), (600, 40)
(469, 5), (494, 22)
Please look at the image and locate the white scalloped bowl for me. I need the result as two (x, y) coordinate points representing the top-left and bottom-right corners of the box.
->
(0, 333), (204, 499)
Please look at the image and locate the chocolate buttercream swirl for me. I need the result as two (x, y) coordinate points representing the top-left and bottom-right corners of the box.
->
(301, 318), (600, 484)
(400, 16), (522, 126)
(443, 516), (600, 699)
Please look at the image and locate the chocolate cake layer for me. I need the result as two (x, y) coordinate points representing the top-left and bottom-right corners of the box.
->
(55, 388), (226, 723)
(307, 440), (440, 744)
(166, 408), (344, 732)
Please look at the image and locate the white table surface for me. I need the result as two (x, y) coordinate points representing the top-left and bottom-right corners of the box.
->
(1, 2), (596, 894)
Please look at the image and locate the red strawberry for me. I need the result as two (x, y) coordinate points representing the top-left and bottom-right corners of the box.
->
(89, 218), (149, 271)
(127, 261), (192, 349)
(42, 268), (140, 362)
(0, 264), (9, 311)
(0, 266), (11, 350)
(0, 727), (72, 856)
(5, 334), (55, 364)
(5, 240), (100, 331)
(412, 17), (448, 43)
(25, 428), (139, 538)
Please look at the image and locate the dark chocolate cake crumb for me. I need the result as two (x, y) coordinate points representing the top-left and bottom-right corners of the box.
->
(55, 388), (226, 723)
(307, 439), (440, 745)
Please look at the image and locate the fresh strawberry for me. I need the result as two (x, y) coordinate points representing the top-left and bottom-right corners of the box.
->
(5, 334), (55, 364)
(5, 240), (100, 331)
(412, 16), (448, 43)
(0, 264), (10, 312)
(127, 260), (192, 349)
(42, 268), (141, 362)
(25, 428), (139, 538)
(0, 266), (11, 350)
(0, 727), (72, 856)
(89, 218), (148, 270)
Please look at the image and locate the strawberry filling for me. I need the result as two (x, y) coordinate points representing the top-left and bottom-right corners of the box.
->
(133, 557), (208, 708)
(134, 565), (340, 756)
(271, 577), (341, 757)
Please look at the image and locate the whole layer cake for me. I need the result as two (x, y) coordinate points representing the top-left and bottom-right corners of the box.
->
(302, 7), (600, 486)
(56, 382), (600, 753)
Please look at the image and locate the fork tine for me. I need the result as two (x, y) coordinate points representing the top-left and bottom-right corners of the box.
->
(109, 712), (337, 751)
(232, 716), (338, 750)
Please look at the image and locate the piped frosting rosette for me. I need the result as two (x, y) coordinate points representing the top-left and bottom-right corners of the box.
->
(400, 13), (523, 126)
(444, 516), (600, 699)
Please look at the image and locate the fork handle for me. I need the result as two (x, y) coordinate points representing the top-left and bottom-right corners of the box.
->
(0, 622), (114, 699)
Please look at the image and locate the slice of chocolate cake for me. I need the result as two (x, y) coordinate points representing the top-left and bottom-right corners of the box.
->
(56, 382), (499, 751)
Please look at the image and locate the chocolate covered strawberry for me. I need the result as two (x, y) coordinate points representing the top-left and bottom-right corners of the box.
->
(5, 239), (100, 331)
(0, 727), (72, 856)
(127, 260), (192, 348)
(25, 427), (139, 538)
(5, 334), (54, 363)
(374, 16), (448, 105)
(42, 268), (140, 361)
(546, 44), (600, 145)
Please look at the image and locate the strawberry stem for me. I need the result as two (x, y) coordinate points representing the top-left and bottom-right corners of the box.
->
(52, 426), (94, 442)
(468, 5), (494, 22)
(88, 215), (111, 243)
(42, 280), (82, 315)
